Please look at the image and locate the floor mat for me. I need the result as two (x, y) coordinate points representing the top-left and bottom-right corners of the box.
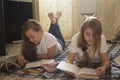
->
(1, 40), (120, 80)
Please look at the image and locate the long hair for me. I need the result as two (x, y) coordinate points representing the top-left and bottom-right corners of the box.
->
(21, 40), (37, 62)
(77, 16), (102, 66)
(21, 19), (43, 62)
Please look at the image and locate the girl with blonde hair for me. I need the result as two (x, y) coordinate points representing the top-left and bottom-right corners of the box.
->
(66, 16), (110, 76)
(18, 11), (66, 64)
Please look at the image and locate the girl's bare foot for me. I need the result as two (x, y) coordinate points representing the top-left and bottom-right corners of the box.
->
(48, 12), (56, 24)
(55, 11), (62, 21)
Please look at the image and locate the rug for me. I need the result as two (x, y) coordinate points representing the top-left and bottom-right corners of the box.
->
(0, 40), (120, 80)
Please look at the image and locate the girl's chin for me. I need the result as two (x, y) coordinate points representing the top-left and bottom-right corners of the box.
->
(88, 42), (93, 45)
(36, 42), (40, 45)
(33, 42), (38, 45)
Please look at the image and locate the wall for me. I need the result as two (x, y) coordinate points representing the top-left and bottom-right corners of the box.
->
(96, 0), (120, 40)
(79, 0), (97, 27)
(80, 0), (97, 14)
(35, 0), (80, 41)
(35, 0), (120, 40)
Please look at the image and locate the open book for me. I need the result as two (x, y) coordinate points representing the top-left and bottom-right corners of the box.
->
(57, 61), (99, 79)
(114, 55), (120, 66)
(25, 59), (54, 68)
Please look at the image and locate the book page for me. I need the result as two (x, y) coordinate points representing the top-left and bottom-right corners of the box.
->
(114, 55), (120, 66)
(39, 59), (55, 65)
(78, 68), (96, 75)
(25, 59), (54, 68)
(77, 68), (99, 79)
(56, 61), (80, 75)
(76, 74), (99, 79)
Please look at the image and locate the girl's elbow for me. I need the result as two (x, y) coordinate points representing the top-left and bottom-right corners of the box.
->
(48, 54), (56, 59)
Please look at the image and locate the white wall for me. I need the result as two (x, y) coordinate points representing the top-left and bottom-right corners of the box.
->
(80, 0), (97, 14)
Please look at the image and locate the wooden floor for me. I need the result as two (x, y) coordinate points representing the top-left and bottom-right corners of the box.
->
(5, 40), (70, 55)
(6, 42), (21, 55)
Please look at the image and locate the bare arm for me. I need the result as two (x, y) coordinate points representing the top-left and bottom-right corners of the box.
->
(66, 52), (76, 64)
(37, 44), (57, 59)
(100, 52), (110, 70)
(96, 52), (110, 76)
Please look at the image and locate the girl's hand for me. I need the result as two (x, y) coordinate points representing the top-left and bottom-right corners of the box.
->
(44, 61), (59, 72)
(95, 66), (105, 76)
(66, 59), (72, 64)
(18, 55), (29, 65)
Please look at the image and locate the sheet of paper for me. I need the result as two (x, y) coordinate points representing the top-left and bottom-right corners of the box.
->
(57, 61), (80, 75)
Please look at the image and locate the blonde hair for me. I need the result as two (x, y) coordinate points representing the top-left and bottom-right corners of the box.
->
(22, 19), (42, 41)
(77, 16), (102, 66)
